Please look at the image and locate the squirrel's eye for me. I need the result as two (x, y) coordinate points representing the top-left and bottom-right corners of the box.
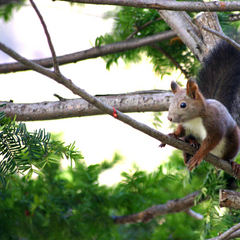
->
(180, 102), (187, 108)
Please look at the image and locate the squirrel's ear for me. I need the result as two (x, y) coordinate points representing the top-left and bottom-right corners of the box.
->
(186, 79), (199, 99)
(171, 81), (181, 94)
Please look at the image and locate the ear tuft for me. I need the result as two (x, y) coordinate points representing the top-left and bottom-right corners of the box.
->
(171, 80), (181, 94)
(186, 79), (199, 99)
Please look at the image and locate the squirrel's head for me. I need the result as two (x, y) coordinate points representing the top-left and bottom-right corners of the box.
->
(168, 79), (206, 123)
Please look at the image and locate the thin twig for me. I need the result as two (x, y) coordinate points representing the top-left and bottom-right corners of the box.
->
(126, 17), (162, 40)
(202, 25), (240, 51)
(151, 44), (189, 79)
(29, 0), (60, 74)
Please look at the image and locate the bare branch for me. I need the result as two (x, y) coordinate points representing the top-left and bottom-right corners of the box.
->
(1, 90), (172, 121)
(114, 191), (201, 224)
(202, 25), (240, 51)
(0, 31), (177, 74)
(29, 0), (60, 74)
(55, 0), (240, 12)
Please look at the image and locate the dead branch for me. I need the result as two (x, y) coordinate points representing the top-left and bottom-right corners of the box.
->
(114, 191), (201, 224)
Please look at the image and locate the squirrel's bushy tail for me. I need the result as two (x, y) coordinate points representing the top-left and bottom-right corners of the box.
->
(197, 40), (240, 115)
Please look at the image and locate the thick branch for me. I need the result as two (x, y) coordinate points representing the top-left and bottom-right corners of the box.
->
(114, 191), (201, 224)
(1, 90), (172, 121)
(0, 31), (177, 74)
(219, 189), (240, 210)
(55, 0), (240, 12)
(158, 10), (206, 62)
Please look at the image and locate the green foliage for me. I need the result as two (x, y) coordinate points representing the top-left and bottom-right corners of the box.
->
(0, 0), (25, 22)
(0, 148), (206, 239)
(96, 7), (199, 78)
(0, 111), (83, 187)
(96, 8), (240, 80)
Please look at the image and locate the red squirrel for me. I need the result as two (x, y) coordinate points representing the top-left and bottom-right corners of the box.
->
(161, 40), (240, 176)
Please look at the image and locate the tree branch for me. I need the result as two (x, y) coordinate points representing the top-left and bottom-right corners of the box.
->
(219, 189), (240, 210)
(0, 30), (177, 74)
(113, 191), (201, 224)
(158, 9), (206, 62)
(55, 0), (240, 12)
(1, 90), (172, 121)
(0, 39), (239, 180)
(202, 25), (240, 51)
(30, 0), (60, 74)
(207, 224), (240, 240)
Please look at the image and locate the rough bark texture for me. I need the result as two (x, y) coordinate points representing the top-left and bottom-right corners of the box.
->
(219, 189), (240, 209)
(194, 12), (223, 52)
(159, 9), (206, 62)
(1, 90), (173, 121)
(114, 191), (200, 224)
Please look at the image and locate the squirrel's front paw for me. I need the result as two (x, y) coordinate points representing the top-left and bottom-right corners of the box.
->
(230, 161), (240, 178)
(187, 156), (202, 171)
(159, 133), (178, 148)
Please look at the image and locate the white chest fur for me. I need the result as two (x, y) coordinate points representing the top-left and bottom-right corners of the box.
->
(182, 117), (225, 158)
(182, 117), (207, 142)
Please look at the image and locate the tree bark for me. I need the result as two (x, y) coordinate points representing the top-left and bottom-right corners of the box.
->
(114, 191), (201, 224)
(55, 0), (240, 12)
(0, 31), (177, 74)
(1, 90), (173, 121)
(219, 189), (240, 210)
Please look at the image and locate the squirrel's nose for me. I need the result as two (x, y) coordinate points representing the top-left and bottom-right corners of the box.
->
(168, 116), (172, 122)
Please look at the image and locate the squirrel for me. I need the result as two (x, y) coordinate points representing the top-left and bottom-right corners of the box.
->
(161, 40), (240, 176)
